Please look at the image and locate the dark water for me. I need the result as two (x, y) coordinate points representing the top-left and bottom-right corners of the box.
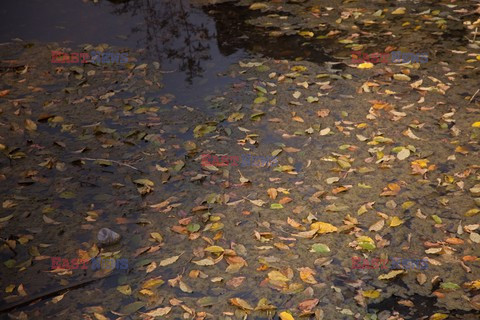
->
(0, 0), (331, 111)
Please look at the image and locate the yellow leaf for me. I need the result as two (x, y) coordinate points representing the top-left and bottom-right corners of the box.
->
(362, 290), (380, 298)
(279, 311), (295, 320)
(357, 62), (374, 69)
(116, 284), (132, 295)
(392, 7), (406, 14)
(472, 121), (480, 128)
(310, 222), (338, 234)
(411, 159), (429, 168)
(204, 246), (225, 254)
(464, 280), (480, 290)
(142, 277), (164, 289)
(159, 254), (181, 267)
(430, 313), (449, 320)
(94, 313), (109, 320)
(268, 270), (290, 282)
(393, 74), (411, 81)
(150, 232), (163, 243)
(25, 119), (37, 131)
(139, 289), (155, 296)
(390, 216), (404, 227)
(5, 284), (15, 293)
(378, 270), (405, 280)
(357, 236), (374, 244)
(249, 2), (268, 10)
(298, 31), (314, 38)
(298, 267), (317, 284)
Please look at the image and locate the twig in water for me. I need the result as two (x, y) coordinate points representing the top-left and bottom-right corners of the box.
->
(470, 88), (480, 103)
(80, 157), (141, 172)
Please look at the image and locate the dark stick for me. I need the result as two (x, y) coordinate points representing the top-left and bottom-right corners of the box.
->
(0, 274), (112, 314)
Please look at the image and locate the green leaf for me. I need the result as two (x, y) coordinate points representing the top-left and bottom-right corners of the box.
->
(251, 112), (266, 121)
(358, 242), (376, 251)
(270, 203), (284, 209)
(193, 124), (216, 138)
(59, 191), (75, 199)
(440, 282), (460, 291)
(187, 223), (200, 233)
(254, 86), (267, 94)
(254, 96), (268, 104)
(311, 243), (330, 253)
(431, 215), (442, 224)
(120, 301), (146, 315)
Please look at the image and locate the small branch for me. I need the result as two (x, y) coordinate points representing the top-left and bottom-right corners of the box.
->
(80, 157), (142, 172)
(470, 88), (480, 103)
(0, 274), (112, 313)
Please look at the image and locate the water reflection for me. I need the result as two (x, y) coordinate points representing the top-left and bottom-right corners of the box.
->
(108, 0), (214, 83)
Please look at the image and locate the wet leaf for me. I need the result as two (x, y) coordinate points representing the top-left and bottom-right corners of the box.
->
(389, 216), (404, 227)
(120, 301), (146, 315)
(279, 311), (295, 320)
(362, 290), (380, 298)
(270, 203), (284, 209)
(229, 297), (253, 310)
(357, 62), (374, 69)
(143, 307), (172, 317)
(159, 254), (181, 267)
(379, 270), (404, 279)
(392, 7), (406, 14)
(310, 222), (338, 234)
(249, 3), (268, 10)
(311, 243), (330, 253)
(440, 282), (460, 291)
(116, 284), (132, 295)
(25, 119), (37, 131)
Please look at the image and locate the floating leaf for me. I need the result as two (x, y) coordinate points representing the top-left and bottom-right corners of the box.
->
(311, 243), (330, 253)
(270, 203), (284, 209)
(279, 311), (295, 320)
(431, 215), (442, 224)
(229, 297), (254, 310)
(357, 62), (374, 69)
(393, 74), (411, 81)
(389, 216), (404, 227)
(116, 285), (132, 295)
(362, 290), (380, 298)
(310, 222), (338, 234)
(379, 270), (404, 279)
(254, 97), (268, 104)
(159, 254), (181, 267)
(249, 2), (268, 10)
(440, 282), (460, 291)
(392, 7), (406, 14)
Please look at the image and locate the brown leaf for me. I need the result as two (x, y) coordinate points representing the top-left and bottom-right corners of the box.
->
(267, 188), (278, 200)
(279, 197), (293, 204)
(229, 297), (253, 310)
(317, 109), (330, 118)
(298, 298), (319, 312)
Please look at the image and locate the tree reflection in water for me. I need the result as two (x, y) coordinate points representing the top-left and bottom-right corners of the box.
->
(108, 0), (213, 83)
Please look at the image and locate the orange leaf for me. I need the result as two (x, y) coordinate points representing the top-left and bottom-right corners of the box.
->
(445, 237), (464, 245)
(279, 197), (293, 204)
(267, 188), (278, 200)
